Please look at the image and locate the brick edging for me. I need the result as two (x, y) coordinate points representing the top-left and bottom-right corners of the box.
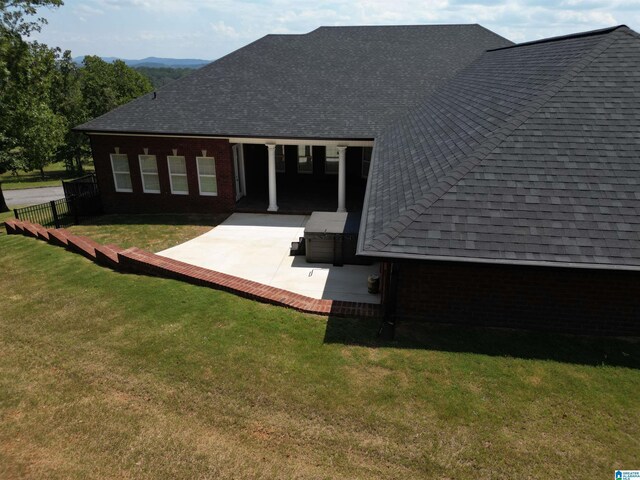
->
(3, 219), (382, 318)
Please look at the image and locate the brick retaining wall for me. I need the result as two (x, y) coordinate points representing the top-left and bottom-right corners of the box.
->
(4, 219), (381, 319)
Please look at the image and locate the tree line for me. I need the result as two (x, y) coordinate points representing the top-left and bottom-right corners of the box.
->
(134, 66), (193, 89)
(0, 1), (153, 212)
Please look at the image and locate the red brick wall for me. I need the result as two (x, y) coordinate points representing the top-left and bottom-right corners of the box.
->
(89, 135), (236, 214)
(393, 260), (640, 336)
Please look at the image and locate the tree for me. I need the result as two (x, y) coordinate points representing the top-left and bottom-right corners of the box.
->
(1, 1), (64, 37)
(80, 56), (153, 120)
(0, 0), (63, 208)
(52, 49), (89, 173)
(0, 133), (15, 212)
(0, 38), (66, 177)
(17, 101), (65, 177)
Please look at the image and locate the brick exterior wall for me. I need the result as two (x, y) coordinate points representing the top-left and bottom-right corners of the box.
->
(393, 260), (640, 336)
(89, 135), (236, 214)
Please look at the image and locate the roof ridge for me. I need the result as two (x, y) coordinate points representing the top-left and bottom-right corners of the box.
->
(487, 24), (626, 52)
(364, 28), (624, 253)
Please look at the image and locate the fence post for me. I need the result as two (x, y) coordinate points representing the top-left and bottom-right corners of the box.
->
(51, 200), (60, 229)
(13, 208), (19, 220)
(71, 195), (79, 225)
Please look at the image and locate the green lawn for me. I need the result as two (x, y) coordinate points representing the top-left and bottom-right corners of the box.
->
(68, 213), (229, 252)
(0, 231), (639, 479)
(1, 161), (95, 190)
(0, 209), (16, 224)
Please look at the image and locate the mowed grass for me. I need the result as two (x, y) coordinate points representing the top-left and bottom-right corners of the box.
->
(0, 233), (639, 479)
(68, 213), (229, 252)
(1, 161), (95, 190)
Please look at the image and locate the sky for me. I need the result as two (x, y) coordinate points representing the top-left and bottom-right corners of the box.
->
(30, 0), (640, 60)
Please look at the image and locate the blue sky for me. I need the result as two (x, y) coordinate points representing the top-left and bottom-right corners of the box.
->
(31, 0), (640, 60)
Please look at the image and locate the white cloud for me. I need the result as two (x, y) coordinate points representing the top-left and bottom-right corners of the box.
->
(210, 21), (240, 38)
(31, 0), (640, 58)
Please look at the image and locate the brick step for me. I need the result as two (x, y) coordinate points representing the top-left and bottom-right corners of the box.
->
(65, 234), (99, 260)
(22, 222), (40, 238)
(95, 243), (124, 268)
(4, 219), (18, 235)
(12, 220), (26, 234)
(34, 225), (50, 241)
(48, 228), (72, 247)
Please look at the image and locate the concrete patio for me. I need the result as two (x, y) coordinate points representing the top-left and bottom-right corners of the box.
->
(158, 213), (381, 304)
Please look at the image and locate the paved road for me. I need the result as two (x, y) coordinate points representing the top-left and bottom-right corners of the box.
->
(4, 186), (64, 208)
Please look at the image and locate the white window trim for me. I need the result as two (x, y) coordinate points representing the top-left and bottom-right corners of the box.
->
(297, 145), (313, 175)
(196, 156), (218, 196)
(325, 146), (339, 175)
(138, 154), (161, 194)
(110, 153), (132, 193)
(167, 155), (188, 195)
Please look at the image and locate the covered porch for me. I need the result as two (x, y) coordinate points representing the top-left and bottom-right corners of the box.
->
(230, 138), (373, 215)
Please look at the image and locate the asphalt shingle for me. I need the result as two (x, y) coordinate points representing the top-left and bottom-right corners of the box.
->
(75, 25), (512, 138)
(359, 26), (640, 270)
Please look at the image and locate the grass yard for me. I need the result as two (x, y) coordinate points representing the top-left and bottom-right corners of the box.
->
(67, 213), (229, 252)
(1, 161), (95, 190)
(1, 209), (16, 224)
(1, 228), (639, 479)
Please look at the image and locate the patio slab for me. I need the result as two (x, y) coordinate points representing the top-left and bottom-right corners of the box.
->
(158, 213), (381, 304)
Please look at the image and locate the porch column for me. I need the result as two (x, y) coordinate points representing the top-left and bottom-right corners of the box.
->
(266, 143), (278, 212)
(337, 145), (347, 213)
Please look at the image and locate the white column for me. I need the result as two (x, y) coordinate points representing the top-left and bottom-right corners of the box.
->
(337, 145), (347, 213)
(266, 143), (278, 212)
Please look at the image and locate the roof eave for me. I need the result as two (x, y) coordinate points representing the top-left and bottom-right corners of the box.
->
(355, 246), (640, 272)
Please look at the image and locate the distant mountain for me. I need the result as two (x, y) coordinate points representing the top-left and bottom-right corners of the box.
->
(73, 56), (211, 69)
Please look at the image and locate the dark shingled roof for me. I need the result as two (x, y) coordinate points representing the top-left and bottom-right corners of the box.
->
(358, 25), (640, 270)
(75, 24), (512, 138)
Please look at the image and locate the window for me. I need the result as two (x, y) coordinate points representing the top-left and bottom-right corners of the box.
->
(297, 145), (313, 174)
(139, 155), (160, 193)
(275, 145), (285, 173)
(325, 145), (339, 175)
(362, 147), (373, 179)
(167, 155), (188, 195)
(196, 156), (217, 196)
(110, 153), (132, 192)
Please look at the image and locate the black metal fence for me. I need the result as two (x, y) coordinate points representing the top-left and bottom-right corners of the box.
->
(14, 174), (102, 228)
(62, 173), (99, 199)
(14, 197), (77, 228)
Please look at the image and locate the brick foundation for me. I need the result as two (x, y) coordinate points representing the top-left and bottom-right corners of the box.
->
(89, 134), (236, 214)
(393, 260), (640, 336)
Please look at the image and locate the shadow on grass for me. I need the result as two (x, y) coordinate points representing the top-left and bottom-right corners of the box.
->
(323, 316), (640, 369)
(77, 212), (231, 227)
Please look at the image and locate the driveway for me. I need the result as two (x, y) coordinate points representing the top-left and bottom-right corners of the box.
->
(159, 213), (381, 304)
(5, 186), (64, 208)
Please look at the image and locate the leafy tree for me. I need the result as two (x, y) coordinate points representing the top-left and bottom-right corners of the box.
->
(135, 66), (193, 88)
(1, 1), (63, 37)
(17, 101), (65, 177)
(0, 38), (65, 177)
(0, 0), (63, 208)
(0, 133), (15, 212)
(0, 0), (153, 210)
(52, 49), (89, 173)
(80, 55), (153, 120)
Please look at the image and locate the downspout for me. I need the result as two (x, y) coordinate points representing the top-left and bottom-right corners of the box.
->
(378, 261), (399, 339)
